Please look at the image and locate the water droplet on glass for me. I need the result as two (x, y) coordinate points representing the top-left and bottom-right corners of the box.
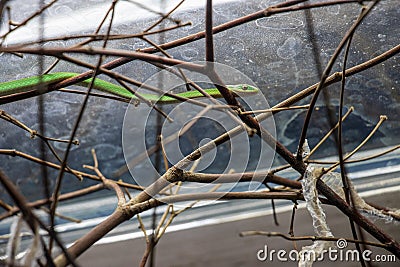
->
(277, 37), (302, 59)
(296, 69), (317, 79)
(231, 40), (244, 53)
(255, 15), (303, 30)
(53, 135), (80, 151)
(366, 78), (384, 88)
(326, 5), (340, 15)
(92, 143), (121, 161)
(180, 48), (199, 60)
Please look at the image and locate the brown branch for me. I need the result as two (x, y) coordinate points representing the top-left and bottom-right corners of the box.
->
(0, 0), (58, 41)
(0, 0), (375, 104)
(0, 184), (104, 220)
(0, 149), (142, 190)
(158, 191), (301, 203)
(296, 1), (379, 159)
(49, 2), (119, 242)
(0, 169), (78, 267)
(83, 149), (126, 206)
(143, 0), (185, 32)
(14, 23), (191, 47)
(181, 171), (302, 189)
(240, 231), (391, 249)
(2, 0), (396, 264)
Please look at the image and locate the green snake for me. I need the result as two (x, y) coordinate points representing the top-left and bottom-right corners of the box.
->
(0, 72), (258, 103)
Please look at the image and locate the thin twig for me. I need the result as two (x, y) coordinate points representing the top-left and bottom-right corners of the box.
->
(239, 231), (391, 249)
(296, 1), (380, 160)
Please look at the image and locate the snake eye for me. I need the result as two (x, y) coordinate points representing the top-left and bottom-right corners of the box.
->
(242, 85), (248, 91)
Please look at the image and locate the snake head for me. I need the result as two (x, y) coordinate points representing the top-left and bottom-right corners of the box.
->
(228, 84), (259, 96)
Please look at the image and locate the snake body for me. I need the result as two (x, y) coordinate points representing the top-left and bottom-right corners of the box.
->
(0, 72), (258, 103)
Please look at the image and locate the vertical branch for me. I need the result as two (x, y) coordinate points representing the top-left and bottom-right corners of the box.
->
(0, 170), (79, 267)
(203, 0), (305, 173)
(338, 14), (369, 261)
(304, 4), (367, 266)
(48, 0), (118, 252)
(296, 0), (380, 160)
(205, 0), (214, 63)
(148, 2), (169, 266)
(37, 0), (51, 215)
